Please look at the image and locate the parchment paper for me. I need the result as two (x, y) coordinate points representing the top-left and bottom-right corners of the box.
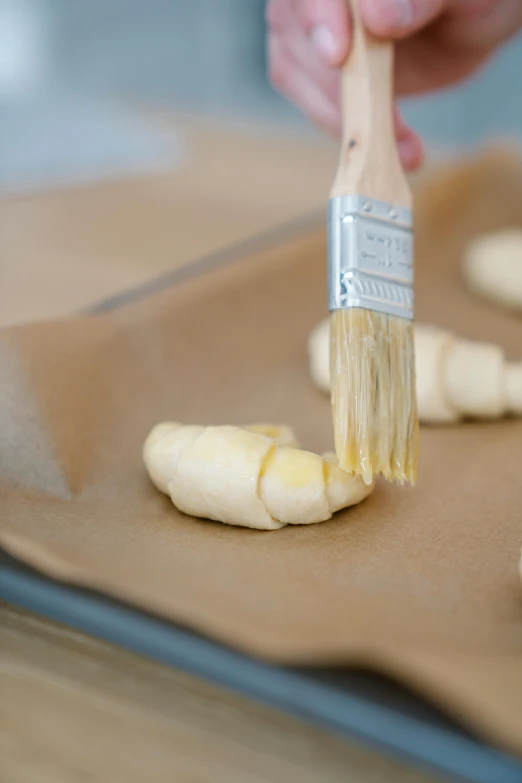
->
(1, 148), (522, 754)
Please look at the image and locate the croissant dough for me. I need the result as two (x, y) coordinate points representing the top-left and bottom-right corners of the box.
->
(309, 319), (522, 424)
(464, 229), (522, 310)
(144, 422), (373, 530)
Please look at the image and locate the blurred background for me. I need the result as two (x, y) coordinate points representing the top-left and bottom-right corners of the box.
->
(1, 0), (522, 193)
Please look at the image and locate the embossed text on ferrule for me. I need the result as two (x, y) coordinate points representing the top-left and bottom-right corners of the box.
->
(328, 195), (414, 319)
(341, 214), (413, 285)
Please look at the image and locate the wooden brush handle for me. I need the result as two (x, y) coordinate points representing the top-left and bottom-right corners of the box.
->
(330, 0), (411, 208)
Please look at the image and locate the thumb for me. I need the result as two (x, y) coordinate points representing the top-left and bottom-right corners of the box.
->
(361, 0), (448, 38)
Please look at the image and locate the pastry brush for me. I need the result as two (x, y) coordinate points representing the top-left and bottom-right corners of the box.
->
(329, 0), (418, 485)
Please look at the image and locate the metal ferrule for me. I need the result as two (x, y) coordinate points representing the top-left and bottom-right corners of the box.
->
(328, 195), (414, 319)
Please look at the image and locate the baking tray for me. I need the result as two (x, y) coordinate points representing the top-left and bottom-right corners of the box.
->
(2, 217), (522, 783)
(2, 550), (522, 783)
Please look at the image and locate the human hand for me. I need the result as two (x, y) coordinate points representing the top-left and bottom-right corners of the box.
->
(267, 0), (522, 170)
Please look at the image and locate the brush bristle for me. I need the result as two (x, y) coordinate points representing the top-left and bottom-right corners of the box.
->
(330, 308), (418, 486)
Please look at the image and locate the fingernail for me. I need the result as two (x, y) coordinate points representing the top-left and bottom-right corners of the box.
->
(368, 0), (414, 29)
(388, 0), (414, 27)
(310, 24), (339, 63)
(300, 79), (340, 125)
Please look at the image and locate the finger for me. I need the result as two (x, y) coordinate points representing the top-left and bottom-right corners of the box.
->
(394, 105), (424, 170)
(361, 0), (448, 38)
(266, 0), (295, 33)
(393, 105), (409, 137)
(393, 33), (483, 95)
(437, 0), (522, 53)
(296, 0), (351, 66)
(268, 21), (423, 166)
(397, 127), (424, 170)
(283, 25), (341, 106)
(267, 0), (344, 109)
(268, 33), (342, 135)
